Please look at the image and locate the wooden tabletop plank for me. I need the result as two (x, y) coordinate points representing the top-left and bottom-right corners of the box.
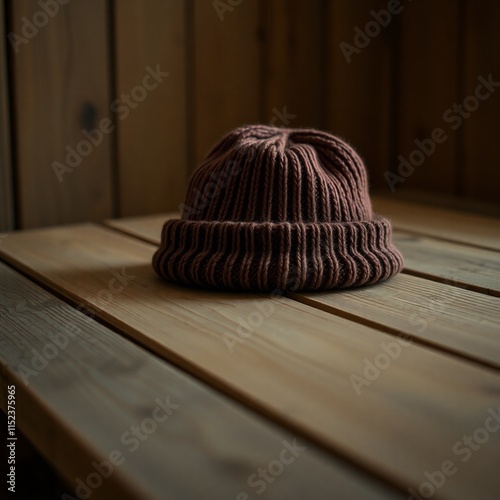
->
(393, 231), (500, 297)
(105, 212), (177, 244)
(105, 211), (500, 297)
(0, 263), (395, 500)
(292, 273), (500, 370)
(105, 215), (500, 368)
(373, 196), (500, 251)
(1, 225), (499, 500)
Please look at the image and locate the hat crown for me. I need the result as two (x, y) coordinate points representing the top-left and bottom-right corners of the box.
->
(154, 125), (403, 291)
(182, 125), (373, 223)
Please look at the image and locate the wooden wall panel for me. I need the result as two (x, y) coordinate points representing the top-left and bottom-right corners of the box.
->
(10, 0), (113, 228)
(2, 0), (499, 228)
(325, 0), (393, 191)
(462, 0), (500, 202)
(114, 0), (187, 216)
(193, 0), (261, 166)
(0, 0), (14, 230)
(262, 0), (323, 127)
(396, 0), (460, 195)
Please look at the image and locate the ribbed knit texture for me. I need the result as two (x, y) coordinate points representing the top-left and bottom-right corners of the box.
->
(153, 125), (404, 291)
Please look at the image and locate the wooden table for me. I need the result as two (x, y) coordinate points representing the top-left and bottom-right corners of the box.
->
(1, 197), (499, 500)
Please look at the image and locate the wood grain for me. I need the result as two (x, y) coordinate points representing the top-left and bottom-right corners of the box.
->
(104, 214), (500, 367)
(292, 273), (500, 370)
(462, 0), (500, 203)
(396, 0), (459, 195)
(105, 210), (500, 297)
(325, 0), (393, 190)
(105, 212), (177, 244)
(262, 0), (323, 127)
(0, 262), (397, 500)
(193, 0), (261, 166)
(106, 209), (500, 297)
(0, 0), (14, 231)
(1, 224), (500, 499)
(114, 0), (188, 216)
(373, 196), (500, 251)
(10, 0), (113, 228)
(393, 231), (500, 297)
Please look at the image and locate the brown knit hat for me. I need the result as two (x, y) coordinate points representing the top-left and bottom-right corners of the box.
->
(153, 125), (403, 291)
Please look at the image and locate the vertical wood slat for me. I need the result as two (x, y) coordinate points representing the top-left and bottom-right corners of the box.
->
(114, 0), (188, 216)
(4, 0), (498, 225)
(325, 0), (393, 191)
(396, 0), (460, 196)
(262, 0), (323, 128)
(462, 0), (500, 203)
(193, 0), (261, 166)
(10, 0), (113, 228)
(0, 0), (14, 230)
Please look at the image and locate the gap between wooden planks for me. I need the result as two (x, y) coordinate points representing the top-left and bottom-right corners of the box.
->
(104, 204), (500, 297)
(391, 231), (500, 297)
(1, 263), (399, 500)
(0, 224), (499, 500)
(372, 196), (500, 252)
(104, 215), (500, 369)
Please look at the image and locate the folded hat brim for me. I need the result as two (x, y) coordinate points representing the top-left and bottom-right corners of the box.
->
(152, 218), (404, 292)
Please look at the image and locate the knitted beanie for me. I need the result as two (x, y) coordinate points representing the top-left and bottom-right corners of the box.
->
(152, 125), (403, 291)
